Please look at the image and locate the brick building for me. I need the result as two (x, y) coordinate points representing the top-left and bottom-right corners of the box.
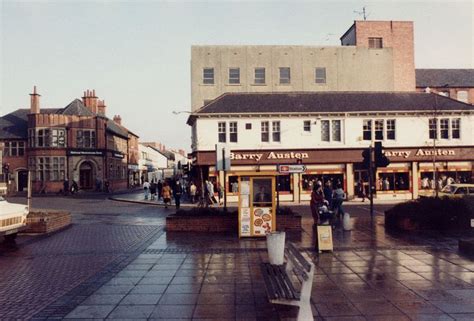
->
(416, 69), (474, 104)
(0, 87), (139, 194)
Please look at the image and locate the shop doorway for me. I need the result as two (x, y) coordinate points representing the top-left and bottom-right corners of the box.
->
(354, 169), (369, 198)
(79, 162), (93, 189)
(17, 170), (28, 192)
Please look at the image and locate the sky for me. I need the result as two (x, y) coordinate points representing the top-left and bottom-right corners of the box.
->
(1, 0), (472, 152)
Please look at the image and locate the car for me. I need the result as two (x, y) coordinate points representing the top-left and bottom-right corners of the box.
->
(438, 184), (474, 198)
(0, 196), (29, 242)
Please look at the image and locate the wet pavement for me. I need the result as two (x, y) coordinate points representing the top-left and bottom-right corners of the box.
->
(1, 195), (473, 320)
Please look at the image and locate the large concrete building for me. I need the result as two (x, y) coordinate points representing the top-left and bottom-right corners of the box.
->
(191, 20), (415, 111)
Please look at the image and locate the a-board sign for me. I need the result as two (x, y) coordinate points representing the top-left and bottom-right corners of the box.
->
(278, 164), (307, 174)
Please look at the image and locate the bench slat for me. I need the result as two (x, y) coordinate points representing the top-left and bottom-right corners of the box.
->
(278, 265), (300, 300)
(275, 265), (294, 299)
(287, 243), (312, 272)
(260, 263), (279, 300)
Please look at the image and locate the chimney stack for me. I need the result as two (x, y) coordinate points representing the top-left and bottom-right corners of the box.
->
(97, 99), (107, 116)
(82, 89), (99, 113)
(113, 115), (122, 125)
(29, 86), (41, 114)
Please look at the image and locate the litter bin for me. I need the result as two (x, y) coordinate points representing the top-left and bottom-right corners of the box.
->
(266, 231), (286, 265)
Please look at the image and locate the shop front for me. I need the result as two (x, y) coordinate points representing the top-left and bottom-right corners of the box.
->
(191, 146), (474, 203)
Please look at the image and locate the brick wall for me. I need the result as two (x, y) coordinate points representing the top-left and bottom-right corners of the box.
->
(26, 210), (71, 234)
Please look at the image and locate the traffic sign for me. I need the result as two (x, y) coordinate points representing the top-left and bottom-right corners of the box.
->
(278, 164), (306, 174)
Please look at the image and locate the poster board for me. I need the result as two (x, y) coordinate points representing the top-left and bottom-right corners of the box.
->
(317, 225), (333, 252)
(239, 175), (276, 237)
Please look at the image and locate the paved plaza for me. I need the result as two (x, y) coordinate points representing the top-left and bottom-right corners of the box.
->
(0, 193), (473, 320)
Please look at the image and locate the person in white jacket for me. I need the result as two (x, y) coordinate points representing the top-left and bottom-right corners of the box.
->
(143, 180), (150, 200)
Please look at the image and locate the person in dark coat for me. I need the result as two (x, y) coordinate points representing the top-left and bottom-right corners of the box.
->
(157, 180), (163, 201)
(323, 181), (333, 209)
(310, 183), (324, 227)
(63, 179), (69, 196)
(173, 181), (183, 209)
(150, 181), (157, 200)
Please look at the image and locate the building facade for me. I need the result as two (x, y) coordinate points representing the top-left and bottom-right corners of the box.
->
(0, 87), (138, 193)
(188, 92), (474, 202)
(138, 143), (168, 183)
(191, 20), (415, 111)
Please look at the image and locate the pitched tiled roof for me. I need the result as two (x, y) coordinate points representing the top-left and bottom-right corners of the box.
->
(106, 119), (129, 138)
(192, 92), (473, 116)
(60, 99), (94, 116)
(416, 69), (474, 87)
(0, 109), (29, 139)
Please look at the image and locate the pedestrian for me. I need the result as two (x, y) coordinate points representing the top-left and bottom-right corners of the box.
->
(383, 177), (390, 191)
(310, 184), (325, 227)
(143, 180), (150, 200)
(63, 179), (69, 196)
(95, 177), (102, 192)
(332, 184), (346, 219)
(150, 180), (157, 200)
(216, 183), (223, 205)
(162, 182), (172, 209)
(174, 181), (183, 209)
(189, 182), (197, 204)
(357, 179), (366, 202)
(104, 179), (110, 193)
(206, 180), (216, 206)
(323, 181), (333, 209)
(157, 180), (163, 201)
(70, 180), (79, 194)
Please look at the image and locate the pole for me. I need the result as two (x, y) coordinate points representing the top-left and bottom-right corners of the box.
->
(433, 94), (438, 198)
(276, 165), (280, 215)
(369, 146), (374, 219)
(27, 170), (32, 211)
(222, 148), (227, 212)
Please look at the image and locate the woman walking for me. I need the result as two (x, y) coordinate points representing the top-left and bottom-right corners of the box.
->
(162, 182), (172, 209)
(310, 183), (325, 227)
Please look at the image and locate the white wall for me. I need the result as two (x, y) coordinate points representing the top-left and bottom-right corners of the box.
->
(192, 114), (474, 151)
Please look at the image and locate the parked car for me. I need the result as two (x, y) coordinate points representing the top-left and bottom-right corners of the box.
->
(439, 184), (474, 198)
(0, 196), (29, 241)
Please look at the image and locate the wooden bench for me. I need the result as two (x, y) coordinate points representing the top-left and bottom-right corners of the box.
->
(260, 242), (315, 321)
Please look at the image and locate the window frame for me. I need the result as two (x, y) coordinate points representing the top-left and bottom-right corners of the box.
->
(368, 37), (383, 49)
(279, 67), (291, 84)
(363, 120), (372, 141)
(374, 119), (384, 141)
(203, 67), (215, 85)
(218, 122), (226, 143)
(229, 121), (238, 143)
(261, 121), (269, 142)
(272, 121), (281, 142)
(254, 67), (266, 84)
(228, 68), (240, 85)
(303, 120), (311, 132)
(451, 118), (461, 139)
(315, 67), (327, 84)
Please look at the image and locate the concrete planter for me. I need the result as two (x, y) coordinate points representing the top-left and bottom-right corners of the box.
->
(26, 210), (72, 234)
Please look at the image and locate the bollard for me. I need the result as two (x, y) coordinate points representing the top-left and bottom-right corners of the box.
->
(343, 212), (352, 231)
(266, 231), (286, 265)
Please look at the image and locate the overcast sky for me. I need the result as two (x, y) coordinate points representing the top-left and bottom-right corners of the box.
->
(1, 0), (472, 152)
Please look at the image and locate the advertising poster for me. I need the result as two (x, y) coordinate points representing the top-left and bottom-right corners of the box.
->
(252, 207), (273, 236)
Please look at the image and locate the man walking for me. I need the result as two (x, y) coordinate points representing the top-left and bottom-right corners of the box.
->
(174, 181), (183, 209)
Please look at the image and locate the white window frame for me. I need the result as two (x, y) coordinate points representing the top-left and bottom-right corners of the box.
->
(218, 122), (226, 143)
(261, 121), (269, 142)
(229, 122), (238, 143)
(272, 121), (281, 142)
(321, 119), (342, 142)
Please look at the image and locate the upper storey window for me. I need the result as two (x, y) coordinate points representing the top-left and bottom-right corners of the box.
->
(203, 68), (214, 84)
(279, 67), (291, 84)
(368, 37), (383, 49)
(254, 68), (265, 84)
(229, 68), (240, 84)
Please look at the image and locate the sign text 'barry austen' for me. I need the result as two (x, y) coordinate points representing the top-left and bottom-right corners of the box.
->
(230, 152), (310, 162)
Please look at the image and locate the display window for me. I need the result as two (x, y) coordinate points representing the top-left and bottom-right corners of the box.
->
(420, 171), (472, 190)
(228, 175), (239, 194)
(376, 172), (410, 191)
(301, 173), (344, 192)
(277, 175), (292, 194)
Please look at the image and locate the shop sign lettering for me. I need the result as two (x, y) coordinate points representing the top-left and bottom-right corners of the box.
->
(384, 149), (455, 158)
(230, 151), (309, 162)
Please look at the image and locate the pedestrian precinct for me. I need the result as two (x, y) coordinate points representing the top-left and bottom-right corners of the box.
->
(174, 181), (183, 209)
(162, 182), (172, 208)
(157, 180), (163, 201)
(189, 182), (197, 204)
(332, 183), (346, 219)
(143, 180), (150, 200)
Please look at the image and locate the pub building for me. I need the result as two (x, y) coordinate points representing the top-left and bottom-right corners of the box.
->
(188, 92), (474, 203)
(0, 87), (139, 193)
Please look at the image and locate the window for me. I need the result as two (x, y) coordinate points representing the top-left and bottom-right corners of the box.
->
(457, 91), (468, 103)
(363, 120), (372, 141)
(386, 119), (396, 140)
(279, 67), (290, 84)
(368, 37), (383, 48)
(3, 141), (25, 157)
(272, 121), (281, 142)
(451, 118), (460, 139)
(229, 122), (238, 142)
(303, 120), (311, 132)
(203, 68), (214, 84)
(315, 67), (326, 84)
(440, 118), (449, 139)
(77, 130), (96, 148)
(218, 122), (226, 143)
(261, 121), (269, 142)
(34, 128), (66, 147)
(429, 118), (437, 139)
(375, 120), (384, 140)
(321, 120), (330, 142)
(31, 156), (65, 181)
(331, 120), (341, 142)
(245, 123), (252, 130)
(254, 68), (265, 84)
(321, 120), (341, 142)
(229, 68), (240, 84)
(378, 172), (409, 191)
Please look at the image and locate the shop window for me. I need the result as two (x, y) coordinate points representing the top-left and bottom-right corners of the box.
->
(272, 121), (281, 142)
(229, 122), (238, 142)
(261, 121), (269, 142)
(203, 68), (214, 84)
(377, 172), (409, 191)
(386, 119), (396, 140)
(301, 174), (344, 192)
(277, 175), (292, 192)
(229, 68), (240, 84)
(218, 122), (226, 143)
(228, 176), (239, 193)
(254, 68), (265, 84)
(315, 67), (326, 84)
(363, 120), (372, 140)
(303, 120), (311, 132)
(421, 171), (472, 190)
(375, 120), (384, 140)
(279, 67), (290, 84)
(440, 118), (449, 139)
(451, 118), (460, 139)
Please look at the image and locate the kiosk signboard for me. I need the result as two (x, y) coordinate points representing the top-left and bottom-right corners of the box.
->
(238, 176), (276, 237)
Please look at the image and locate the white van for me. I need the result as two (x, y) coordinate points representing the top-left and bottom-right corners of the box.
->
(0, 196), (29, 241)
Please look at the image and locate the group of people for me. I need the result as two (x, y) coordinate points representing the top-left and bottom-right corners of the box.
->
(143, 179), (183, 209)
(310, 180), (346, 227)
